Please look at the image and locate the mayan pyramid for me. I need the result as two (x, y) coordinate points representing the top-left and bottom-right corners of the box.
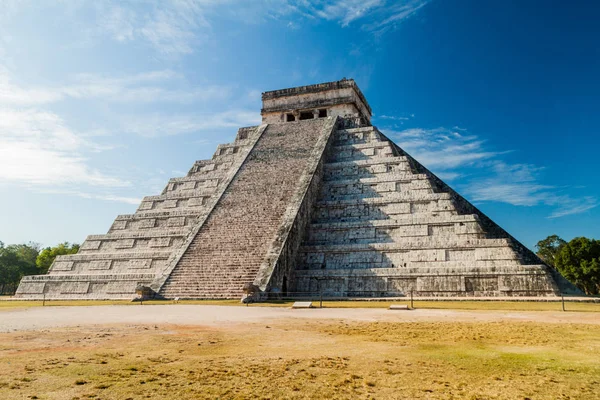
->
(16, 79), (564, 300)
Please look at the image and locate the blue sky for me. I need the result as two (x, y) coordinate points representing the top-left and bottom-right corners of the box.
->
(0, 0), (598, 250)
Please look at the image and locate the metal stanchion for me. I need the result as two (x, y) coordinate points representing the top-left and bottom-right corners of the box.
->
(320, 287), (323, 309)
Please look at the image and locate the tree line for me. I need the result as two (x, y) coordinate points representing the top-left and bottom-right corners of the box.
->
(535, 235), (600, 296)
(0, 242), (79, 295)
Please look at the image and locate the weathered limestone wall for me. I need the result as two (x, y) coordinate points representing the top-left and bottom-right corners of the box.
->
(158, 118), (331, 299)
(292, 124), (560, 297)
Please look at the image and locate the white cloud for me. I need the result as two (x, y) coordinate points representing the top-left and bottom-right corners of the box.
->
(0, 1), (432, 59)
(0, 108), (129, 188)
(313, 0), (385, 27)
(91, 0), (213, 55)
(120, 110), (261, 137)
(384, 125), (598, 218)
(37, 188), (141, 205)
(386, 127), (500, 170)
(377, 115), (411, 121)
(362, 1), (429, 34)
(548, 197), (598, 219)
(0, 67), (230, 106)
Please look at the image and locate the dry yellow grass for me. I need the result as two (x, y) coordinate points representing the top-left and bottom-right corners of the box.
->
(1, 319), (599, 399)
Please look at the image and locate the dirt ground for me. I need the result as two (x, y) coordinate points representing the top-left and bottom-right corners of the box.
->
(1, 305), (599, 399)
(1, 304), (600, 333)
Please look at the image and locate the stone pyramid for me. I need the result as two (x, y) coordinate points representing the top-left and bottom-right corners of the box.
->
(16, 79), (563, 300)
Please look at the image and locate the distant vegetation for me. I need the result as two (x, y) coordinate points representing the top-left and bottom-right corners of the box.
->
(0, 241), (79, 295)
(536, 235), (600, 295)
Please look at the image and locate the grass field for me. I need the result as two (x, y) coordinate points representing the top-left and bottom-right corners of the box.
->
(1, 318), (599, 399)
(1, 298), (600, 312)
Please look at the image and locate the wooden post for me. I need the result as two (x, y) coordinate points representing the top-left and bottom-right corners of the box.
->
(562, 295), (565, 312)
(42, 293), (46, 307)
(410, 290), (414, 309)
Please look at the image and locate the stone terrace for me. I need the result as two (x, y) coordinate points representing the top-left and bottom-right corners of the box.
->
(292, 126), (560, 297)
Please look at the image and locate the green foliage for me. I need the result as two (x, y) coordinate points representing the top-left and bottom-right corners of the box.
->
(36, 242), (80, 274)
(554, 237), (600, 295)
(0, 242), (40, 294)
(535, 234), (567, 267)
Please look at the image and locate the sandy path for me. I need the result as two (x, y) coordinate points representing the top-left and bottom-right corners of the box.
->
(1, 305), (599, 332)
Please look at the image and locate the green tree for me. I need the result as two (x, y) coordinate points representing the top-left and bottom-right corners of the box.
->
(0, 242), (40, 294)
(36, 242), (80, 274)
(554, 237), (600, 295)
(535, 234), (567, 267)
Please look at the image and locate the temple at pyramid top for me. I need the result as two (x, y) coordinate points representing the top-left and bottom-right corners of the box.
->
(261, 78), (372, 124)
(16, 79), (578, 301)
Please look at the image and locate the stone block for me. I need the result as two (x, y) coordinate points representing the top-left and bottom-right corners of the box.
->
(167, 217), (186, 227)
(180, 181), (196, 190)
(447, 249), (476, 262)
(129, 259), (152, 269)
(149, 237), (171, 248)
(139, 218), (156, 229)
(115, 239), (135, 249)
(163, 200), (178, 209)
(81, 241), (101, 250)
(465, 277), (499, 292)
(387, 278), (417, 293)
(139, 201), (153, 210)
(60, 281), (90, 294)
(292, 301), (313, 308)
(111, 220), (128, 230)
(89, 260), (112, 270)
(187, 197), (204, 207)
(17, 282), (45, 294)
(52, 261), (74, 271)
(417, 276), (463, 292)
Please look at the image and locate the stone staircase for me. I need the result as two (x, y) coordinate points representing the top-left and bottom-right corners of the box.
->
(158, 119), (331, 299)
(293, 126), (559, 297)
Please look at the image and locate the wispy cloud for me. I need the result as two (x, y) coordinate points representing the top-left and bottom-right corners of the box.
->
(361, 1), (430, 34)
(312, 0), (385, 27)
(377, 114), (411, 121)
(297, 0), (429, 31)
(384, 125), (598, 218)
(387, 127), (502, 171)
(37, 188), (141, 205)
(548, 197), (598, 218)
(93, 1), (211, 55)
(0, 67), (229, 106)
(1, 1), (432, 58)
(0, 108), (128, 188)
(119, 110), (261, 137)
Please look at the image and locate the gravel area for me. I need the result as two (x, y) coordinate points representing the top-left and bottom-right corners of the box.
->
(1, 304), (599, 332)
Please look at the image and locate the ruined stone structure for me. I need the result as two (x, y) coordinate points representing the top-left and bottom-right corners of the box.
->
(16, 79), (564, 300)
